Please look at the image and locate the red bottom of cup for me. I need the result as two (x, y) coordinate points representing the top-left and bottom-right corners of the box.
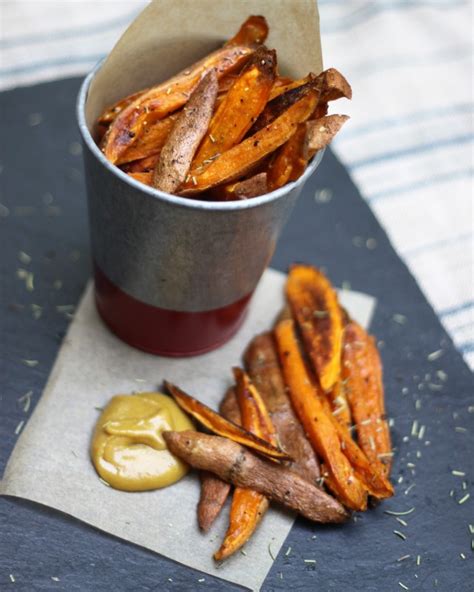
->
(94, 264), (252, 357)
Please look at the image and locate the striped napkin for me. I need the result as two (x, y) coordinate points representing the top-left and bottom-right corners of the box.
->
(1, 0), (472, 367)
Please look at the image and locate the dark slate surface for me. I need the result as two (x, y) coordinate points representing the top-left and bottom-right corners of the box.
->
(0, 77), (472, 592)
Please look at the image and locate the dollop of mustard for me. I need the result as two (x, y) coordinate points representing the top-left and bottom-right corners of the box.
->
(91, 392), (194, 491)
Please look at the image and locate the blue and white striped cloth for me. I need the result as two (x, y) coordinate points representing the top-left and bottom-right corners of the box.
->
(1, 1), (472, 368)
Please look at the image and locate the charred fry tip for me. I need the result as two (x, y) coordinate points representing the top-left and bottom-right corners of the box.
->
(165, 380), (293, 461)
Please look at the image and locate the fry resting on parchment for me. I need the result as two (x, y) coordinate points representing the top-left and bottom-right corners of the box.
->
(153, 71), (218, 193)
(164, 431), (348, 524)
(197, 388), (239, 532)
(274, 318), (368, 511)
(243, 332), (321, 483)
(286, 264), (344, 392)
(165, 381), (291, 460)
(214, 368), (276, 560)
(197, 472), (231, 533)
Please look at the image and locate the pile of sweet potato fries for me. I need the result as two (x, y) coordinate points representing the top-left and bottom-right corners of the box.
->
(97, 16), (351, 200)
(163, 264), (394, 560)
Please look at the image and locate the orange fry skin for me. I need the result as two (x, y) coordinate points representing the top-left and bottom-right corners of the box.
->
(180, 89), (319, 195)
(268, 74), (315, 101)
(164, 381), (291, 461)
(214, 368), (276, 561)
(226, 15), (269, 47)
(192, 47), (276, 169)
(343, 321), (393, 476)
(267, 123), (307, 191)
(127, 171), (153, 186)
(274, 319), (368, 511)
(212, 172), (268, 201)
(103, 44), (254, 164)
(286, 264), (343, 392)
(249, 78), (319, 135)
(115, 113), (178, 165)
(317, 388), (393, 499)
(232, 367), (277, 445)
(122, 154), (159, 173)
(97, 88), (147, 126)
(214, 489), (268, 561)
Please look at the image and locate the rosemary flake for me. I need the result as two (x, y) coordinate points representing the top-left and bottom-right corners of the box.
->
(18, 250), (32, 264)
(15, 420), (25, 435)
(427, 349), (443, 361)
(23, 359), (39, 367)
(268, 541), (275, 560)
(18, 390), (33, 413)
(384, 508), (415, 517)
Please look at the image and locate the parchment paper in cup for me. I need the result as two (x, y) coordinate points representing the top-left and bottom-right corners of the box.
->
(0, 269), (375, 591)
(85, 0), (323, 127)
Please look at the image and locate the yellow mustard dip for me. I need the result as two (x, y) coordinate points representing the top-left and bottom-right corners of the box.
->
(91, 392), (194, 491)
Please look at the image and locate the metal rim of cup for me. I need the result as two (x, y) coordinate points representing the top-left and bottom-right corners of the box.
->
(76, 61), (324, 212)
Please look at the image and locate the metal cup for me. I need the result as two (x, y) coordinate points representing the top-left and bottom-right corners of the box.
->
(77, 63), (323, 356)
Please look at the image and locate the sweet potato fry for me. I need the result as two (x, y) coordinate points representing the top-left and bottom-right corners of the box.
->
(233, 367), (277, 444)
(267, 123), (307, 191)
(248, 78), (318, 135)
(213, 172), (268, 200)
(274, 319), (368, 511)
(103, 42), (255, 164)
(116, 113), (178, 165)
(164, 381), (291, 460)
(197, 388), (239, 532)
(97, 89), (147, 126)
(225, 15), (269, 47)
(317, 67), (352, 102)
(343, 321), (393, 475)
(305, 115), (349, 157)
(192, 47), (276, 169)
(286, 264), (343, 392)
(180, 89), (319, 195)
(164, 431), (349, 523)
(214, 368), (275, 560)
(122, 154), (159, 173)
(153, 71), (218, 193)
(243, 332), (321, 483)
(268, 74), (315, 101)
(214, 489), (268, 561)
(127, 171), (152, 186)
(267, 67), (350, 121)
(198, 472), (231, 532)
(317, 385), (393, 498)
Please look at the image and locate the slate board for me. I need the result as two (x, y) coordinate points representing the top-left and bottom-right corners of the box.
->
(0, 77), (472, 592)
